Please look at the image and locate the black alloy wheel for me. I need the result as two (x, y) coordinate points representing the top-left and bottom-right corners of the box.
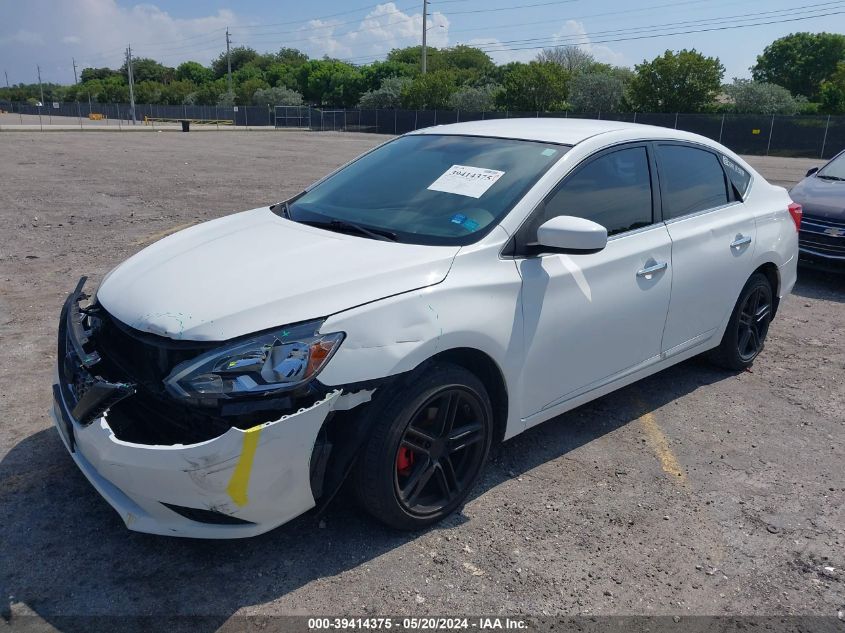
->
(708, 272), (774, 370)
(736, 284), (772, 361)
(394, 387), (488, 517)
(353, 363), (494, 530)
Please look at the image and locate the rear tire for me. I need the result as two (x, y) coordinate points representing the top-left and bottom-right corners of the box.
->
(707, 272), (774, 370)
(353, 363), (493, 530)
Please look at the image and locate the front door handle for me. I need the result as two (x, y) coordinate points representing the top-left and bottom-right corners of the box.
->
(731, 235), (752, 249)
(636, 261), (668, 278)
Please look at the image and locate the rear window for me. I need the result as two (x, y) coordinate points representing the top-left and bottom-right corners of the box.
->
(656, 145), (729, 220)
(720, 155), (751, 198)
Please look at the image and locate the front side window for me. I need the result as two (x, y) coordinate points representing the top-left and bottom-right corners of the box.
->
(539, 146), (654, 237)
(286, 134), (567, 246)
(657, 145), (729, 219)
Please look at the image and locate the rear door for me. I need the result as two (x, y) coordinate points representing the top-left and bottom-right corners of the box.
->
(656, 143), (757, 354)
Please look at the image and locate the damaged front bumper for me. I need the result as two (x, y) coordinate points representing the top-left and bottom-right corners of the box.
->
(52, 278), (346, 538)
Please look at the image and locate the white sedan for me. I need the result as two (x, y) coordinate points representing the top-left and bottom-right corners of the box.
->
(53, 119), (799, 538)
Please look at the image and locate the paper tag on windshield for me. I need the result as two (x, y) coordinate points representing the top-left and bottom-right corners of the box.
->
(427, 165), (505, 199)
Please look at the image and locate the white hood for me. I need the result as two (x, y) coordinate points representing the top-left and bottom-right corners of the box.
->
(97, 208), (459, 341)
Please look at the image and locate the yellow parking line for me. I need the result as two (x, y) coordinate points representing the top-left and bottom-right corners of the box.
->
(639, 410), (687, 484)
(134, 221), (197, 246)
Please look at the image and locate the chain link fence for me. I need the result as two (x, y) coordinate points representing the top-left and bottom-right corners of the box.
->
(0, 100), (277, 126)
(307, 108), (845, 159)
(2, 100), (843, 159)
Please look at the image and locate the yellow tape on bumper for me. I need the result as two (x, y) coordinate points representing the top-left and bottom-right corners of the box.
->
(226, 426), (263, 507)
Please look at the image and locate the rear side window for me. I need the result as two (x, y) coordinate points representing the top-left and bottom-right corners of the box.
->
(720, 155), (751, 198)
(656, 145), (729, 219)
(542, 146), (653, 236)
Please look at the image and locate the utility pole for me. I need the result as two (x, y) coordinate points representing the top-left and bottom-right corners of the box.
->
(226, 28), (232, 95)
(72, 58), (78, 85)
(37, 64), (44, 105)
(126, 44), (136, 124)
(4, 70), (9, 88)
(421, 0), (428, 74)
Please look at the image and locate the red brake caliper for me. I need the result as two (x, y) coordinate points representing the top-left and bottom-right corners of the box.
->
(396, 447), (415, 476)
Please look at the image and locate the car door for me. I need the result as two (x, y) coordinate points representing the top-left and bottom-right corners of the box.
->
(655, 143), (757, 354)
(515, 144), (673, 424)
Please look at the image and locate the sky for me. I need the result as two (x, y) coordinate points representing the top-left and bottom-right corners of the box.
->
(2, 0), (845, 86)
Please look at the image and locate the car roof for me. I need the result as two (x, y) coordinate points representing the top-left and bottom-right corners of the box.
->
(409, 117), (701, 146)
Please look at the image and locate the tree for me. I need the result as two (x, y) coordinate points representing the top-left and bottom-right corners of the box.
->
(820, 62), (845, 114)
(212, 46), (258, 78)
(752, 32), (845, 100)
(236, 77), (269, 105)
(359, 60), (418, 93)
(497, 62), (569, 111)
(160, 80), (196, 105)
(357, 77), (411, 109)
(217, 90), (236, 107)
(265, 63), (299, 89)
(388, 45), (443, 71)
(80, 67), (119, 83)
(119, 58), (174, 84)
(275, 47), (309, 66)
(628, 49), (724, 112)
(253, 86), (304, 106)
(401, 70), (458, 109)
(133, 80), (164, 104)
(97, 75), (129, 103)
(189, 79), (228, 105)
(536, 47), (595, 74)
(176, 61), (213, 85)
(722, 79), (805, 115)
(297, 59), (364, 106)
(569, 73), (625, 112)
(448, 83), (501, 111)
(441, 45), (495, 75)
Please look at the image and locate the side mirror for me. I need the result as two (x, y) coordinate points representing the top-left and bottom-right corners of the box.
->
(806, 167), (819, 177)
(531, 215), (608, 255)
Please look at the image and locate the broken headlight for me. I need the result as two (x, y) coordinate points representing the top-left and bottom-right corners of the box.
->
(164, 320), (344, 401)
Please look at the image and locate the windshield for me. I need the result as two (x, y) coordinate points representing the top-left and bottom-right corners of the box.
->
(286, 134), (568, 245)
(818, 152), (845, 180)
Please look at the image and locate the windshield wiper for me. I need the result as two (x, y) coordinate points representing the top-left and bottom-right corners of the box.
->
(817, 174), (845, 181)
(300, 218), (398, 242)
(271, 200), (292, 218)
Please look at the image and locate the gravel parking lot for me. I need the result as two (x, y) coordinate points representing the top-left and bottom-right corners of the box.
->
(0, 130), (842, 626)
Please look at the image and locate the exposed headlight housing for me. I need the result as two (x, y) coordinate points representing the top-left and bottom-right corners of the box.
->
(164, 320), (344, 402)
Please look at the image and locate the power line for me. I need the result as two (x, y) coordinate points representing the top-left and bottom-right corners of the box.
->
(242, 0), (725, 56)
(445, 0), (580, 15)
(442, 0), (747, 37)
(344, 3), (843, 63)
(473, 8), (845, 54)
(469, 1), (845, 49)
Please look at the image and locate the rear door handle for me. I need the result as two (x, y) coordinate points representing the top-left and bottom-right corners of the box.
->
(636, 261), (668, 278)
(731, 235), (752, 249)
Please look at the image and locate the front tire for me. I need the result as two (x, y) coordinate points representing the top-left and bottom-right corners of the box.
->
(708, 272), (774, 370)
(353, 363), (493, 530)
